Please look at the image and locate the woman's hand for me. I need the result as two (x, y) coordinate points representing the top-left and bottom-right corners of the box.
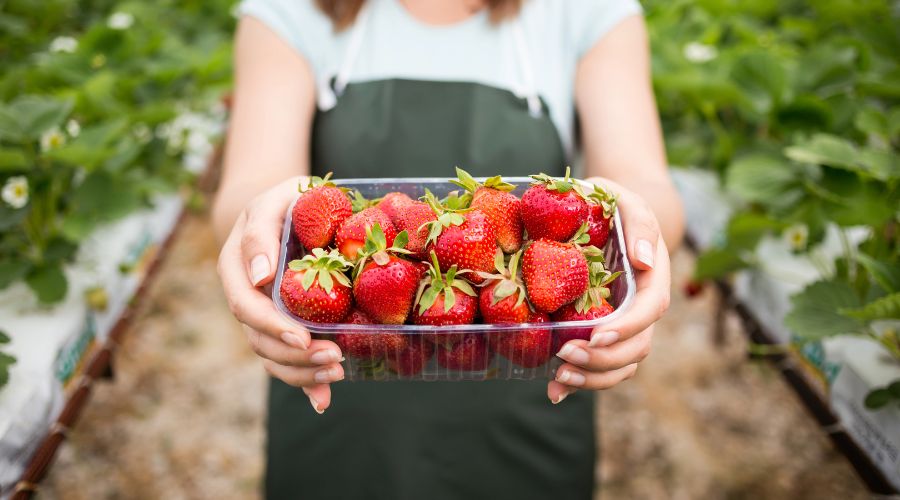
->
(217, 176), (344, 414)
(547, 178), (672, 404)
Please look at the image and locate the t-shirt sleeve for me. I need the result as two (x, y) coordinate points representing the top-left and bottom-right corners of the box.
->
(565, 0), (644, 59)
(238, 0), (333, 71)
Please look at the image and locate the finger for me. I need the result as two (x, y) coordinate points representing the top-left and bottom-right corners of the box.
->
(245, 326), (342, 367)
(241, 178), (302, 287)
(547, 380), (578, 404)
(616, 188), (660, 271)
(554, 362), (638, 390)
(589, 239), (670, 344)
(263, 359), (345, 388)
(556, 327), (653, 372)
(219, 228), (311, 348)
(301, 384), (333, 414)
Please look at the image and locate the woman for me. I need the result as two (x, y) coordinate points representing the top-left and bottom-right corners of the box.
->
(214, 0), (684, 498)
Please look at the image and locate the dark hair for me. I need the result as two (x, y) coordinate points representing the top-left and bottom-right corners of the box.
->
(314, 0), (524, 30)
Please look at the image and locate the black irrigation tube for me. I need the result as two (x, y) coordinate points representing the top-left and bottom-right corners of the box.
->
(688, 235), (898, 494)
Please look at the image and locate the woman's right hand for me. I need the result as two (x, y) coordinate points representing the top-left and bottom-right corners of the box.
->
(217, 176), (344, 414)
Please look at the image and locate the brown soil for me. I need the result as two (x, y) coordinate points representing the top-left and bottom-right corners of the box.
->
(37, 214), (867, 499)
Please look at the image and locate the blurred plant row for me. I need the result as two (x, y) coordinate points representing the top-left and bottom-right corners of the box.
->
(646, 0), (899, 407)
(0, 0), (235, 304)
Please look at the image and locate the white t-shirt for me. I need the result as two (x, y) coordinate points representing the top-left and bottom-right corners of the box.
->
(239, 0), (643, 159)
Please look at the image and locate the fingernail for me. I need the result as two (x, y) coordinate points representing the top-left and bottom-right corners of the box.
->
(250, 254), (270, 285)
(557, 344), (590, 365)
(282, 332), (309, 349)
(314, 366), (341, 383)
(310, 349), (340, 364)
(589, 331), (620, 347)
(636, 240), (654, 268)
(553, 391), (571, 405)
(557, 370), (586, 386)
(308, 394), (324, 414)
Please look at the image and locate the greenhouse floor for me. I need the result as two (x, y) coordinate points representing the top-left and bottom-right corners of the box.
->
(37, 214), (867, 499)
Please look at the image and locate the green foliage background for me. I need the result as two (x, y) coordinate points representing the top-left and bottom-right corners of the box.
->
(0, 0), (235, 304)
(645, 0), (900, 406)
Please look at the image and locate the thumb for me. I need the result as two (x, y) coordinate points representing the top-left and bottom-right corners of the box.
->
(616, 189), (659, 271)
(242, 179), (302, 287)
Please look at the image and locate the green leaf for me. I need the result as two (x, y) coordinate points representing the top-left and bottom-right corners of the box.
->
(841, 293), (900, 321)
(392, 230), (408, 250)
(785, 134), (857, 169)
(785, 134), (898, 181)
(25, 264), (68, 304)
(730, 51), (786, 114)
(865, 388), (892, 409)
(785, 279), (865, 341)
(0, 330), (10, 344)
(693, 248), (750, 280)
(0, 147), (28, 170)
(856, 254), (900, 293)
(8, 95), (73, 138)
(0, 259), (29, 289)
(725, 154), (798, 205)
(725, 213), (782, 249)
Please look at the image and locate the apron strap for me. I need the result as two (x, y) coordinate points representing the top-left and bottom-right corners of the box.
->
(317, 2), (370, 110)
(511, 20), (542, 118)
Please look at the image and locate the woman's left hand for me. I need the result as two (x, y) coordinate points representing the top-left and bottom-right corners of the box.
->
(547, 179), (672, 404)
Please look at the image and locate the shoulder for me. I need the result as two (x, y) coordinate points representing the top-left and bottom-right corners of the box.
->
(520, 0), (643, 59)
(238, 0), (338, 69)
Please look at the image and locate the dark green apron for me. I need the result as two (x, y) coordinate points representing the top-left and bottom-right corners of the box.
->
(266, 14), (595, 500)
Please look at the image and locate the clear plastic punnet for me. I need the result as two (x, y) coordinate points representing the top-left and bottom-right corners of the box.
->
(273, 177), (636, 381)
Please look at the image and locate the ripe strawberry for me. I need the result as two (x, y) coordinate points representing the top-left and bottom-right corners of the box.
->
(335, 309), (408, 359)
(477, 249), (530, 324)
(386, 338), (434, 376)
(413, 252), (479, 346)
(489, 311), (552, 368)
(451, 167), (523, 253)
(377, 191), (414, 223)
(280, 248), (353, 323)
(422, 190), (498, 284)
(552, 255), (620, 344)
(580, 183), (617, 248)
(292, 173), (352, 249)
(352, 225), (419, 324)
(683, 279), (704, 298)
(392, 200), (437, 259)
(521, 167), (589, 242)
(521, 237), (589, 313)
(335, 207), (397, 260)
(436, 333), (491, 371)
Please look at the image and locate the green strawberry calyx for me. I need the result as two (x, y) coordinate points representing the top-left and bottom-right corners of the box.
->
(415, 251), (477, 314)
(450, 166), (515, 194)
(569, 222), (592, 246)
(475, 249), (528, 308)
(354, 223), (411, 278)
(421, 189), (470, 246)
(573, 250), (621, 314)
(288, 248), (353, 293)
(578, 182), (618, 220)
(299, 172), (351, 195)
(529, 166), (582, 195)
(349, 189), (376, 213)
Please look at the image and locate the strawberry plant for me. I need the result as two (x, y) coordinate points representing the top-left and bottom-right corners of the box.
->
(644, 0), (900, 406)
(0, 0), (235, 304)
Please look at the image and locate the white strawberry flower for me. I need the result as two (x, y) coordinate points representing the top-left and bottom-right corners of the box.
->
(49, 36), (78, 53)
(40, 127), (66, 151)
(2, 176), (29, 209)
(66, 119), (81, 137)
(107, 12), (134, 30)
(783, 224), (809, 252)
(683, 42), (717, 63)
